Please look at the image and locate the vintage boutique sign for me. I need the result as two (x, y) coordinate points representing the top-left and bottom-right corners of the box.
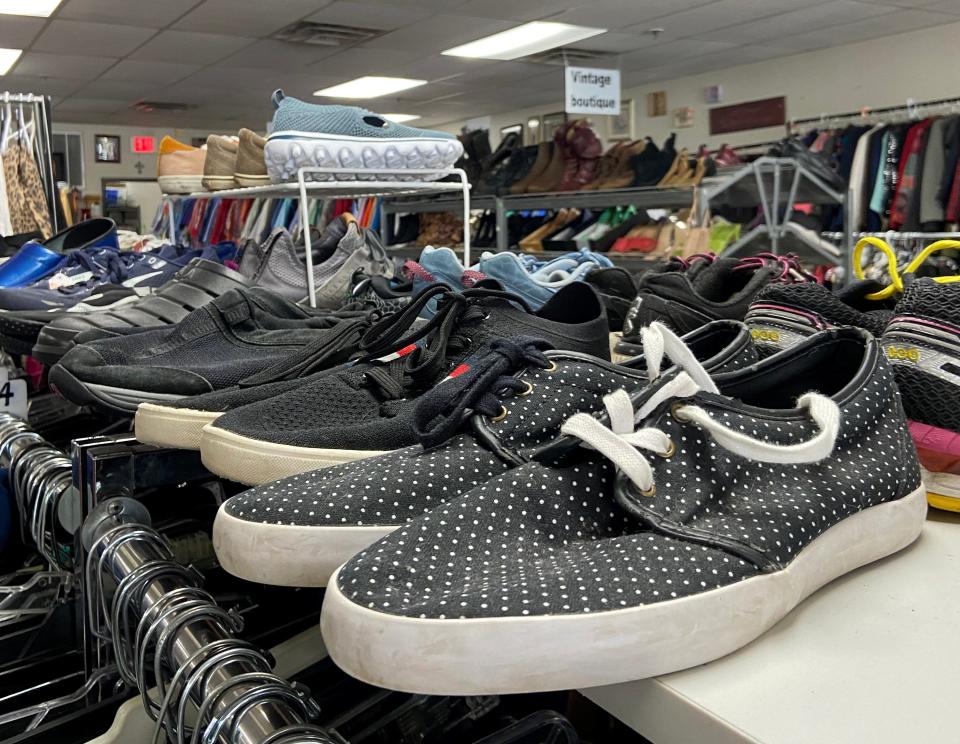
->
(565, 66), (621, 116)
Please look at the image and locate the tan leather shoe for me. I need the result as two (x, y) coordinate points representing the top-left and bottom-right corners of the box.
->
(157, 136), (205, 194)
(510, 142), (551, 194)
(235, 129), (269, 187)
(202, 135), (239, 191)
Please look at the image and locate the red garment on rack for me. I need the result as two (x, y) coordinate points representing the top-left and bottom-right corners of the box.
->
(889, 119), (933, 230)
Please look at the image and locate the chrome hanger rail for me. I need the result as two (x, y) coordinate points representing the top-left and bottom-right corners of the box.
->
(82, 497), (332, 744)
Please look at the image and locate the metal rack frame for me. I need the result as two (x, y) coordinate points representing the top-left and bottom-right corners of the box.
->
(2, 92), (59, 234)
(161, 166), (471, 305)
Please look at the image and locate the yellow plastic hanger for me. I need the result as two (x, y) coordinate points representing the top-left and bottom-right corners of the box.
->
(852, 237), (960, 300)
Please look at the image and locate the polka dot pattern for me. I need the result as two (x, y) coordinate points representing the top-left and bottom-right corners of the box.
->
(335, 353), (922, 619)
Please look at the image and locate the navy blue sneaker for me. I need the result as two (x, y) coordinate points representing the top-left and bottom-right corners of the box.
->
(0, 244), (217, 356)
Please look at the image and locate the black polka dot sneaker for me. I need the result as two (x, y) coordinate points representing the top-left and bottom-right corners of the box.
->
(212, 321), (757, 586)
(320, 326), (926, 694)
(199, 282), (612, 486)
(880, 278), (960, 512)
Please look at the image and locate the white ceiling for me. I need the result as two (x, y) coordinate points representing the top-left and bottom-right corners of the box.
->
(2, 0), (958, 130)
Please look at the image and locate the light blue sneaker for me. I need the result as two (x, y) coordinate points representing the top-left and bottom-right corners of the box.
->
(264, 90), (463, 183)
(406, 246), (471, 318)
(478, 251), (601, 310)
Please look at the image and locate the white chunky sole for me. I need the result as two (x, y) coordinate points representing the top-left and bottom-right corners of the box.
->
(201, 174), (237, 191)
(264, 131), (462, 183)
(213, 506), (394, 587)
(135, 403), (222, 450)
(199, 424), (389, 486)
(235, 173), (270, 187)
(321, 484), (927, 694)
(921, 466), (960, 512)
(158, 175), (204, 194)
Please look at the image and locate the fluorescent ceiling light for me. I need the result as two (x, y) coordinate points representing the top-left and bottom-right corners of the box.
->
(382, 113), (421, 123)
(314, 76), (427, 99)
(442, 21), (606, 61)
(0, 48), (22, 76)
(0, 0), (62, 17)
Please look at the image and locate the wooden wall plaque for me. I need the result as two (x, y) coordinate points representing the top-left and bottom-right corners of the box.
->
(709, 96), (786, 135)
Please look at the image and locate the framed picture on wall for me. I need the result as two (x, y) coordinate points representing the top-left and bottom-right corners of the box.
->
(541, 112), (566, 142)
(94, 135), (120, 163)
(608, 99), (634, 140)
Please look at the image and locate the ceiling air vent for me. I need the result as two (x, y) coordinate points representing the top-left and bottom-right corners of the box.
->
(524, 48), (617, 66)
(131, 101), (196, 113)
(270, 21), (382, 47)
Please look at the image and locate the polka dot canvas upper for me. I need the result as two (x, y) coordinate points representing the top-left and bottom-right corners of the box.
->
(335, 330), (922, 619)
(223, 325), (759, 530)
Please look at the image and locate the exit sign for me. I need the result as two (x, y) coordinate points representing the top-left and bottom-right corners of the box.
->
(132, 136), (155, 154)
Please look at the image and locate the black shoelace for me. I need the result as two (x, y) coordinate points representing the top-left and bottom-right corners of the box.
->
(358, 284), (534, 403)
(412, 336), (552, 448)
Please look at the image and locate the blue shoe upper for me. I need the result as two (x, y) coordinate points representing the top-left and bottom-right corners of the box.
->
(0, 218), (118, 288)
(478, 251), (603, 310)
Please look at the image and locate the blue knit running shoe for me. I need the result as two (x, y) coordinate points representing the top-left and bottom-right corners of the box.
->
(264, 89), (463, 183)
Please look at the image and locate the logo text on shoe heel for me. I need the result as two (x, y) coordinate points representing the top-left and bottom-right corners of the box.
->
(750, 328), (781, 343)
(886, 346), (920, 362)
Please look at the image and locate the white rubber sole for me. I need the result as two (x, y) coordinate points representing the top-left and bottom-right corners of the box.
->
(235, 173), (270, 187)
(201, 175), (237, 191)
(134, 403), (222, 450)
(921, 467), (960, 512)
(264, 131), (462, 183)
(199, 424), (389, 486)
(321, 485), (927, 694)
(158, 175), (204, 194)
(213, 505), (394, 587)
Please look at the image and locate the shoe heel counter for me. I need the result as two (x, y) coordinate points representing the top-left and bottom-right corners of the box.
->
(744, 303), (828, 357)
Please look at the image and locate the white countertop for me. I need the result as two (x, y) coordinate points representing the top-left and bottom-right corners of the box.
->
(582, 509), (960, 744)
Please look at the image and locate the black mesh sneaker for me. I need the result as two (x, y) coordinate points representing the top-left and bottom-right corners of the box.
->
(320, 327), (926, 694)
(616, 254), (804, 355)
(744, 279), (896, 356)
(199, 283), (611, 486)
(31, 258), (252, 365)
(879, 279), (960, 512)
(49, 288), (371, 416)
(211, 320), (757, 587)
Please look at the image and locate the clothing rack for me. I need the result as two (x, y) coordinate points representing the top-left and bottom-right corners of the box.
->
(82, 497), (331, 744)
(1, 92), (59, 234)
(788, 96), (960, 130)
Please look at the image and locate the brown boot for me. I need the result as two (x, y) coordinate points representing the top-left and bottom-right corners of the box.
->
(595, 139), (645, 190)
(510, 142), (552, 194)
(526, 127), (569, 192)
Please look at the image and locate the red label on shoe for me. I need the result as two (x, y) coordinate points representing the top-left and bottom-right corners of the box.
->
(373, 343), (418, 363)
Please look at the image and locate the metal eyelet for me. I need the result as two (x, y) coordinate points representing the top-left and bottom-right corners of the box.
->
(491, 406), (508, 422)
(658, 439), (676, 458)
(543, 361), (558, 373)
(516, 381), (533, 396)
(639, 484), (656, 497)
(670, 402), (688, 422)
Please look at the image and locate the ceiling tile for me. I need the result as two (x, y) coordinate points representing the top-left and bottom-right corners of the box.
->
(128, 30), (256, 65)
(549, 0), (716, 28)
(100, 60), (201, 85)
(32, 20), (157, 57)
(576, 31), (651, 53)
(327, 0), (470, 10)
(0, 75), (85, 98)
(54, 97), (126, 113)
(0, 16), (45, 49)
(304, 1), (433, 30)
(691, 1), (897, 44)
(214, 39), (338, 69)
(56, 0), (202, 27)
(455, 0), (589, 21)
(903, 0), (960, 10)
(172, 0), (334, 36)
(622, 0), (814, 37)
(781, 7), (957, 46)
(619, 40), (738, 71)
(74, 78), (167, 100)
(12, 52), (117, 81)
(363, 15), (516, 53)
(305, 47), (424, 78)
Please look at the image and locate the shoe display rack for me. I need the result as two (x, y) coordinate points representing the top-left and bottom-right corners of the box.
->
(379, 156), (850, 270)
(162, 166), (471, 306)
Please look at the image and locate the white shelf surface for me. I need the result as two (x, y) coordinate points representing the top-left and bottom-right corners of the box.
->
(581, 510), (960, 744)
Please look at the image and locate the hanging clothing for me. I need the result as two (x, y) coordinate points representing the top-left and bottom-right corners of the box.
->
(3, 143), (52, 238)
(848, 124), (883, 231)
(889, 119), (933, 230)
(0, 152), (12, 237)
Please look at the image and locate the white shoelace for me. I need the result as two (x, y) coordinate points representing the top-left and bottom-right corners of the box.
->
(561, 323), (841, 497)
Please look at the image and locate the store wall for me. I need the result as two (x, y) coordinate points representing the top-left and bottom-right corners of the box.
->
(52, 122), (230, 231)
(437, 20), (960, 150)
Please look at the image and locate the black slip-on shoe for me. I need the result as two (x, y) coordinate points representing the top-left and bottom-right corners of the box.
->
(616, 255), (808, 355)
(199, 282), (612, 486)
(31, 258), (252, 365)
(320, 327), (925, 694)
(211, 320), (757, 587)
(50, 288), (370, 417)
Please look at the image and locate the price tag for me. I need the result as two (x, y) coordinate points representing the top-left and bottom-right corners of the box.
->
(0, 368), (29, 419)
